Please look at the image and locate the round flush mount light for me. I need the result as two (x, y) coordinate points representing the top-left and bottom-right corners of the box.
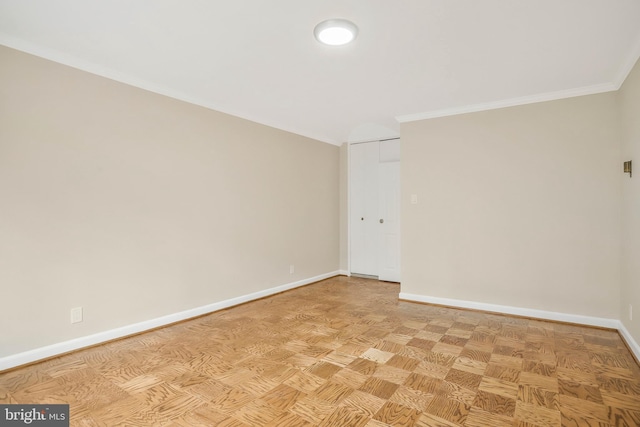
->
(314, 19), (358, 46)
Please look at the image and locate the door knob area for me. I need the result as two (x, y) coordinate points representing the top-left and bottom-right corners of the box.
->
(379, 219), (384, 223)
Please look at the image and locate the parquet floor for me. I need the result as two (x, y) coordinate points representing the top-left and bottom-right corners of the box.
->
(1, 276), (640, 426)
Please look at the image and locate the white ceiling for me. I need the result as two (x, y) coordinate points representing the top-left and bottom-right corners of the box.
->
(1, 1), (639, 145)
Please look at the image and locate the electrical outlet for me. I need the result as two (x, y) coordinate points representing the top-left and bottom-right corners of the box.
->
(290, 265), (295, 275)
(630, 304), (633, 321)
(71, 307), (83, 324)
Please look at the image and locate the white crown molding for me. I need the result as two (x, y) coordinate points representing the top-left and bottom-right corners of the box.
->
(0, 271), (341, 372)
(395, 82), (617, 123)
(347, 136), (401, 145)
(0, 35), (340, 147)
(3, 30), (637, 144)
(399, 292), (620, 329)
(398, 34), (640, 124)
(613, 33), (640, 89)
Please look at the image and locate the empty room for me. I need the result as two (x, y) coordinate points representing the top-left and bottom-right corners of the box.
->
(1, 1), (639, 426)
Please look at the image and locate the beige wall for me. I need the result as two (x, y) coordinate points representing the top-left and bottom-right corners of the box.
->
(2, 40), (637, 360)
(0, 46), (340, 358)
(619, 58), (640, 343)
(401, 93), (622, 319)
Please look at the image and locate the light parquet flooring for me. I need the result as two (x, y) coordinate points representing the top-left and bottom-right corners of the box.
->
(1, 276), (640, 426)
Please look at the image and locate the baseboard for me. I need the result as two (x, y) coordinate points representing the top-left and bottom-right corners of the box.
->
(0, 271), (340, 372)
(4, 282), (635, 372)
(399, 292), (621, 329)
(338, 270), (350, 276)
(617, 321), (640, 363)
(401, 292), (640, 364)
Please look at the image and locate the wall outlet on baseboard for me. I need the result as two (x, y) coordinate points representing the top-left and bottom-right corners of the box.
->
(71, 307), (83, 324)
(290, 265), (295, 275)
(630, 304), (633, 321)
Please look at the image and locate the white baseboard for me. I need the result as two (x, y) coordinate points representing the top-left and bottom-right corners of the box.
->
(0, 271), (340, 372)
(400, 292), (640, 363)
(617, 321), (640, 363)
(3, 280), (637, 372)
(399, 293), (621, 329)
(338, 270), (350, 276)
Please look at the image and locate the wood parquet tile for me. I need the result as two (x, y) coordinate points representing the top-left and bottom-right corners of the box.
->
(2, 276), (640, 426)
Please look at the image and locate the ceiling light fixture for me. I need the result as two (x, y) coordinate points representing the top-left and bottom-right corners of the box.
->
(314, 19), (358, 46)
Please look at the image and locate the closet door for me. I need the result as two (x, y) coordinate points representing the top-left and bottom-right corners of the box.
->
(378, 161), (401, 282)
(349, 141), (379, 276)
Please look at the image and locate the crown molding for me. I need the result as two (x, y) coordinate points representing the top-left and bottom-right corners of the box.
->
(395, 82), (617, 123)
(613, 33), (640, 89)
(0, 35), (340, 147)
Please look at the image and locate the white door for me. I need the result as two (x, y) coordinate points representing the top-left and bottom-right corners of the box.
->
(378, 161), (401, 282)
(349, 142), (379, 276)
